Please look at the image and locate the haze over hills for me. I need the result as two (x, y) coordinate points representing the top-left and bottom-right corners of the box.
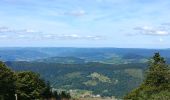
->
(1, 47), (170, 98)
(1, 47), (170, 62)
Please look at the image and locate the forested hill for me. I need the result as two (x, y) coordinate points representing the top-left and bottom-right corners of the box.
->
(1, 47), (170, 98)
(6, 61), (147, 98)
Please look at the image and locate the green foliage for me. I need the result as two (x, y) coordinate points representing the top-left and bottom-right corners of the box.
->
(0, 61), (71, 100)
(124, 53), (170, 100)
(150, 91), (170, 100)
(41, 81), (53, 99)
(0, 61), (16, 100)
(145, 53), (170, 88)
(15, 71), (46, 100)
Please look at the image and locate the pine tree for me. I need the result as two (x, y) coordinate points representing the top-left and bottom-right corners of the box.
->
(144, 53), (170, 90)
(124, 53), (170, 100)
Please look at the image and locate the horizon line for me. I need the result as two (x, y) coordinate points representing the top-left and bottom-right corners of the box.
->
(0, 46), (169, 50)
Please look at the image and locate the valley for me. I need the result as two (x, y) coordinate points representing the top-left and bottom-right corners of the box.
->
(1, 47), (170, 99)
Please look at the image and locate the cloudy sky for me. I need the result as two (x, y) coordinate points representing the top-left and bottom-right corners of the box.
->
(0, 0), (170, 48)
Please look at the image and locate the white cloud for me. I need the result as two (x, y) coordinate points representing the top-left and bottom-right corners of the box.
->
(0, 26), (39, 34)
(62, 9), (86, 17)
(133, 25), (170, 36)
(24, 29), (38, 33)
(41, 34), (102, 40)
(63, 34), (80, 38)
(18, 34), (26, 38)
(86, 35), (101, 40)
(156, 30), (169, 35)
(69, 10), (86, 16)
(43, 34), (53, 38)
(0, 26), (102, 40)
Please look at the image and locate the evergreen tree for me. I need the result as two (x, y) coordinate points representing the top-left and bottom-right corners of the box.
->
(41, 81), (53, 99)
(16, 71), (46, 100)
(124, 53), (170, 100)
(144, 53), (170, 91)
(0, 61), (16, 100)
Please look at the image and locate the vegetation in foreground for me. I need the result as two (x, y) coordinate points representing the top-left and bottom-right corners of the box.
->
(0, 61), (71, 100)
(124, 53), (170, 100)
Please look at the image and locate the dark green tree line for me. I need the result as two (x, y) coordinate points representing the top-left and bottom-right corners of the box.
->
(0, 61), (71, 100)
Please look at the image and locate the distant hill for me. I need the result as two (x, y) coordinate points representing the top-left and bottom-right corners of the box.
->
(5, 61), (147, 98)
(35, 56), (86, 64)
(0, 49), (48, 61)
(1, 47), (170, 62)
(1, 47), (170, 98)
(122, 53), (146, 59)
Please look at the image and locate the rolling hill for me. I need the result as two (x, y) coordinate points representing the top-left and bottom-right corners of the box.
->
(1, 47), (170, 98)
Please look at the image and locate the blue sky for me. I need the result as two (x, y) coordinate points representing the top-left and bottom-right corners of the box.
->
(0, 0), (170, 48)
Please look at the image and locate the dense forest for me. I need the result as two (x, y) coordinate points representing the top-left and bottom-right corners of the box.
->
(0, 61), (71, 100)
(6, 61), (147, 98)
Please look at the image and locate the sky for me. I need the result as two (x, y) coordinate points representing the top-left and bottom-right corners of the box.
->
(0, 0), (170, 48)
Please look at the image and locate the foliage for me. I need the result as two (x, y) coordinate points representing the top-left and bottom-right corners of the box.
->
(0, 61), (71, 100)
(0, 61), (16, 100)
(41, 81), (53, 99)
(15, 71), (46, 100)
(124, 53), (170, 100)
(150, 91), (170, 100)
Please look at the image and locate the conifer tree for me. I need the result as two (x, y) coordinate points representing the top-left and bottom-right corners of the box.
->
(144, 53), (170, 90)
(124, 53), (170, 100)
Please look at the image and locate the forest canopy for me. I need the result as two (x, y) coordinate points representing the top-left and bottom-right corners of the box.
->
(0, 61), (71, 100)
